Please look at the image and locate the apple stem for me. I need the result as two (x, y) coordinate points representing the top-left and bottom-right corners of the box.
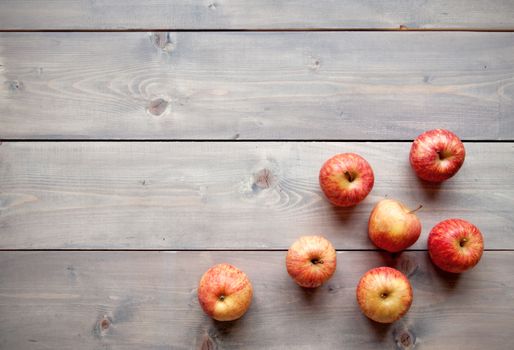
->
(408, 204), (423, 214)
(344, 171), (354, 182)
(311, 259), (323, 265)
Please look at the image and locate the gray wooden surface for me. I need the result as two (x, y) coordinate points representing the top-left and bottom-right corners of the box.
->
(0, 251), (512, 350)
(0, 142), (512, 250)
(2, 3), (514, 349)
(2, 0), (514, 30)
(1, 32), (514, 140)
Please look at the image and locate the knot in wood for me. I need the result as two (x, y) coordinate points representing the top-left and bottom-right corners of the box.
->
(93, 315), (112, 338)
(308, 57), (321, 71)
(252, 168), (276, 191)
(394, 328), (416, 350)
(100, 318), (110, 330)
(150, 32), (175, 53)
(397, 255), (419, 278)
(147, 98), (169, 116)
(200, 334), (217, 350)
(5, 80), (24, 93)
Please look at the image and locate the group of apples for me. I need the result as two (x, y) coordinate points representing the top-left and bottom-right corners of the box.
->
(198, 129), (484, 324)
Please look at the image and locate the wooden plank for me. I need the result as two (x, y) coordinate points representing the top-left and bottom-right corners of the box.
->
(1, 0), (514, 30)
(0, 142), (511, 250)
(0, 251), (512, 349)
(1, 32), (513, 140)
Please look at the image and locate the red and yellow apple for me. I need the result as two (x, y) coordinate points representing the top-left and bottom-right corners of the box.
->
(198, 263), (253, 321)
(410, 129), (465, 182)
(319, 153), (374, 207)
(286, 235), (337, 288)
(356, 267), (413, 323)
(368, 199), (422, 252)
(428, 219), (484, 273)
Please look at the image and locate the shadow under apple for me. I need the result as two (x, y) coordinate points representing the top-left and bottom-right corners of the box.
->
(328, 202), (368, 244)
(298, 283), (324, 305)
(375, 251), (420, 278)
(202, 316), (246, 348)
(362, 313), (392, 342)
(360, 310), (418, 349)
(328, 202), (361, 223)
(414, 174), (445, 201)
(424, 252), (462, 291)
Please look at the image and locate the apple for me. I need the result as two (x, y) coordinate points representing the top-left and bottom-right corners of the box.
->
(356, 267), (413, 323)
(368, 199), (422, 252)
(410, 129), (465, 182)
(286, 235), (337, 288)
(428, 219), (484, 273)
(319, 153), (374, 207)
(198, 263), (253, 321)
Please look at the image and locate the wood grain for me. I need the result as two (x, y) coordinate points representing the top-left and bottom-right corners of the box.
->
(1, 32), (514, 140)
(0, 142), (512, 250)
(1, 0), (514, 30)
(0, 251), (512, 349)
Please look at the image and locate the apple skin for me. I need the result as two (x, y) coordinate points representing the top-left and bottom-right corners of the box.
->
(410, 129), (465, 182)
(286, 236), (337, 288)
(356, 267), (413, 323)
(319, 153), (375, 207)
(198, 263), (253, 321)
(368, 199), (422, 252)
(428, 219), (484, 273)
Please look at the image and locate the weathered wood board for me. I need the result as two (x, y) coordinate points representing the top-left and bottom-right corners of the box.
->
(2, 2), (513, 349)
(0, 251), (512, 349)
(1, 32), (514, 140)
(2, 0), (514, 30)
(1, 142), (511, 250)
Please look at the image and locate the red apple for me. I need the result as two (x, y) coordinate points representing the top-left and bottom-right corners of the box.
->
(198, 263), (253, 321)
(368, 199), (422, 252)
(356, 267), (413, 323)
(428, 219), (484, 273)
(319, 153), (374, 207)
(286, 235), (337, 288)
(410, 129), (465, 182)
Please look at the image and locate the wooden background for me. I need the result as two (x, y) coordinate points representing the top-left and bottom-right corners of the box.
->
(1, 1), (514, 349)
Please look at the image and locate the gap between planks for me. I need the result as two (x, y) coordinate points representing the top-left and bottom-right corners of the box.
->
(0, 249), (511, 252)
(2, 28), (514, 33)
(1, 139), (514, 143)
